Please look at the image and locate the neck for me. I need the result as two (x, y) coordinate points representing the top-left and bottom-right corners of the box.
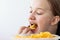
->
(48, 25), (58, 34)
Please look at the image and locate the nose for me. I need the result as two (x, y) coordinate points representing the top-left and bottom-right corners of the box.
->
(29, 13), (36, 20)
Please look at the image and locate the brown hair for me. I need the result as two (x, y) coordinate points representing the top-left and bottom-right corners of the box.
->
(47, 0), (60, 36)
(47, 0), (60, 16)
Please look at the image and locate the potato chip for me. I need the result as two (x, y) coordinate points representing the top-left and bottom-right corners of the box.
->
(29, 24), (36, 29)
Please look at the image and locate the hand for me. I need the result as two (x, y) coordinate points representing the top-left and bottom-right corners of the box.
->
(18, 26), (33, 36)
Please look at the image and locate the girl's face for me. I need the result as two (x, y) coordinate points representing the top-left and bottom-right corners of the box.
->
(29, 0), (55, 33)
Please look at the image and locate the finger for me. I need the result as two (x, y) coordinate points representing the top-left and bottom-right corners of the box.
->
(21, 27), (31, 34)
(27, 30), (32, 35)
(19, 26), (26, 34)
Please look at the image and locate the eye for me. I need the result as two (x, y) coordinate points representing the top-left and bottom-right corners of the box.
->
(36, 12), (43, 15)
(36, 10), (44, 15)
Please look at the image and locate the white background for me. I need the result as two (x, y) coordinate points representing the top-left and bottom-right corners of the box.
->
(0, 0), (30, 40)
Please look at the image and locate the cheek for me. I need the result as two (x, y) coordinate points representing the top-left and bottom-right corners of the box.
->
(36, 16), (52, 30)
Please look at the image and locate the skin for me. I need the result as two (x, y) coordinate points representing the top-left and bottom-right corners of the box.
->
(19, 0), (60, 35)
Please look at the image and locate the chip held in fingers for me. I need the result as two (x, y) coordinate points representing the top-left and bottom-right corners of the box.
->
(29, 24), (36, 29)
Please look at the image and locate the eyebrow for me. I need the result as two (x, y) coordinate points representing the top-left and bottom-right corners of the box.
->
(30, 7), (45, 11)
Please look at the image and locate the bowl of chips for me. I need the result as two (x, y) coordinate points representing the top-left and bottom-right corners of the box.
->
(15, 32), (60, 40)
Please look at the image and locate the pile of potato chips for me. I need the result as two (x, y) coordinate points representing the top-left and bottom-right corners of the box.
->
(16, 32), (55, 38)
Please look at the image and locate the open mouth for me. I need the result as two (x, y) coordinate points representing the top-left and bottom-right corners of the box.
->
(29, 23), (38, 29)
(28, 23), (38, 33)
